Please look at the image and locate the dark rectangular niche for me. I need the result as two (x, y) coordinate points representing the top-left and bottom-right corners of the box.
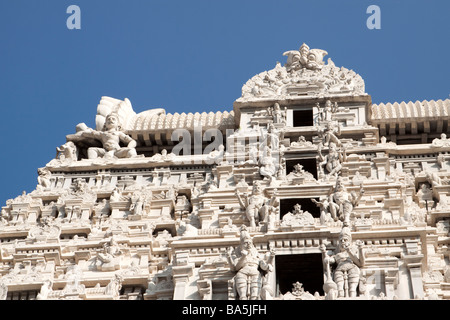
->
(275, 253), (324, 296)
(293, 109), (314, 127)
(280, 198), (320, 219)
(286, 158), (318, 179)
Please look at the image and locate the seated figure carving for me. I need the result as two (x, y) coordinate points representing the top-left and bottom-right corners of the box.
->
(96, 237), (122, 271)
(67, 112), (137, 160)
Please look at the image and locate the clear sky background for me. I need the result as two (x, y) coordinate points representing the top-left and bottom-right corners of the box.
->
(0, 0), (449, 203)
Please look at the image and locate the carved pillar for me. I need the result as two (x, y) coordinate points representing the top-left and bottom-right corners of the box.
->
(197, 279), (212, 300)
(384, 268), (398, 299)
(152, 171), (161, 186)
(215, 165), (233, 188)
(373, 153), (389, 180)
(403, 239), (424, 299)
(172, 251), (194, 300)
(161, 171), (170, 185)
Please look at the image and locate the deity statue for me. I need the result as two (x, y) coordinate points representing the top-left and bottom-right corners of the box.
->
(272, 103), (287, 125)
(37, 167), (52, 190)
(319, 120), (342, 147)
(67, 112), (137, 160)
(36, 279), (53, 300)
(321, 223), (365, 298)
(317, 100), (338, 123)
(235, 181), (278, 228)
(226, 225), (275, 300)
(105, 274), (123, 298)
(311, 198), (333, 224)
(259, 146), (277, 180)
(329, 177), (364, 224)
(97, 237), (122, 271)
(263, 123), (280, 151)
(432, 133), (450, 147)
(318, 142), (346, 177)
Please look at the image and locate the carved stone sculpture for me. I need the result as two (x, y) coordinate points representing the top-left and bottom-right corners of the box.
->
(281, 204), (314, 227)
(272, 103), (287, 125)
(67, 112), (137, 160)
(259, 146), (277, 180)
(283, 43), (328, 72)
(329, 177), (364, 224)
(318, 142), (345, 177)
(235, 181), (277, 228)
(322, 223), (365, 298)
(97, 237), (122, 271)
(226, 225), (275, 300)
(37, 167), (52, 190)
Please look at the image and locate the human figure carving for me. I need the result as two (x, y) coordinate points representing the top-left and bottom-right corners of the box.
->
(311, 198), (332, 224)
(320, 121), (342, 147)
(329, 178), (364, 223)
(235, 182), (277, 228)
(317, 100), (338, 123)
(97, 237), (122, 271)
(318, 142), (346, 177)
(37, 167), (52, 190)
(322, 223), (365, 298)
(67, 112), (137, 160)
(272, 103), (287, 125)
(226, 225), (275, 300)
(259, 147), (277, 181)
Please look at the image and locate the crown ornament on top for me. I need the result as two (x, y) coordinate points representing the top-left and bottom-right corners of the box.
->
(238, 42), (366, 101)
(283, 43), (328, 72)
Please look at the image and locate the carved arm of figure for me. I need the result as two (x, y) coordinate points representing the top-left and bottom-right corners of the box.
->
(331, 102), (339, 114)
(345, 240), (365, 267)
(268, 190), (279, 208)
(119, 132), (137, 149)
(259, 247), (276, 272)
(235, 190), (248, 209)
(226, 246), (237, 271)
(320, 244), (336, 267)
(317, 143), (326, 164)
(336, 123), (342, 137)
(234, 250), (251, 271)
(351, 186), (364, 207)
(339, 146), (347, 163)
(316, 102), (323, 121)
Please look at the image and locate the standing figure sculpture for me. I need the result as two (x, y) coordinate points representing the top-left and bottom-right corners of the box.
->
(67, 112), (137, 160)
(272, 103), (287, 125)
(322, 223), (365, 298)
(235, 182), (278, 228)
(227, 225), (275, 300)
(329, 177), (364, 224)
(317, 100), (339, 123)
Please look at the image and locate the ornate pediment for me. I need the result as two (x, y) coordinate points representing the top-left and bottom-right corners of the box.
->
(237, 43), (366, 102)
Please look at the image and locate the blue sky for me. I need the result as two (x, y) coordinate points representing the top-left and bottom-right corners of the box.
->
(0, 0), (449, 202)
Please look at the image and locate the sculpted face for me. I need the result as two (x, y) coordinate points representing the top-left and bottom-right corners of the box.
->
(104, 114), (119, 131)
(243, 239), (252, 250)
(253, 183), (262, 195)
(340, 235), (351, 250)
